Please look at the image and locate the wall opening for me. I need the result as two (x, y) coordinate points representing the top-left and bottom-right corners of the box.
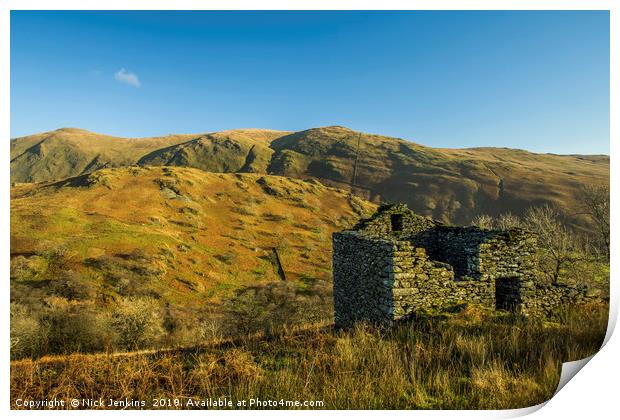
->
(390, 214), (404, 232)
(495, 277), (522, 312)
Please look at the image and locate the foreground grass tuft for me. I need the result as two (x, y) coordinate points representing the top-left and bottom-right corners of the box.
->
(11, 303), (607, 410)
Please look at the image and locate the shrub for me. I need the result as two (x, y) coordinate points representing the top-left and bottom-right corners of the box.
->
(10, 255), (47, 280)
(38, 297), (107, 355)
(49, 270), (96, 300)
(224, 281), (331, 336)
(108, 297), (166, 350)
(233, 205), (257, 216)
(10, 303), (44, 360)
(214, 253), (236, 265)
(471, 214), (494, 229)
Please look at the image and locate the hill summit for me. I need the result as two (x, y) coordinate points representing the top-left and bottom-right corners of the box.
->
(10, 126), (609, 225)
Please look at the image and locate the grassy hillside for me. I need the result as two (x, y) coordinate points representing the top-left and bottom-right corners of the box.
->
(10, 166), (375, 357)
(11, 303), (607, 409)
(267, 126), (609, 225)
(11, 126), (609, 225)
(9, 125), (610, 410)
(138, 129), (288, 173)
(10, 128), (199, 183)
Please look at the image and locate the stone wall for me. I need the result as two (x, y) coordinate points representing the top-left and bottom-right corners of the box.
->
(352, 203), (438, 237)
(523, 283), (600, 318)
(408, 227), (538, 281)
(334, 232), (497, 327)
(388, 240), (494, 321)
(333, 232), (394, 328)
(332, 203), (601, 328)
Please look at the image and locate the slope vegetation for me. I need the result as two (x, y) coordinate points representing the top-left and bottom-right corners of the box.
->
(10, 126), (609, 225)
(11, 166), (375, 326)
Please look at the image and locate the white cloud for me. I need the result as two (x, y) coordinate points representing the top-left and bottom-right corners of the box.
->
(114, 68), (141, 88)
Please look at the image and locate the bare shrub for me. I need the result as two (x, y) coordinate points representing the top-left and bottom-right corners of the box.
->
(224, 281), (331, 336)
(524, 205), (580, 284)
(37, 297), (107, 356)
(471, 214), (494, 229)
(10, 303), (44, 360)
(580, 184), (610, 260)
(496, 212), (522, 230)
(108, 297), (166, 350)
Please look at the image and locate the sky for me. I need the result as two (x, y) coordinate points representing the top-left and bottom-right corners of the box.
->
(10, 11), (610, 154)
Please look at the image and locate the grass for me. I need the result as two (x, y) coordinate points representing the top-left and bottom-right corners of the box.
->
(10, 303), (607, 410)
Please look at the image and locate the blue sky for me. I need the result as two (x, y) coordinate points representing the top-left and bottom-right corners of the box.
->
(11, 11), (609, 154)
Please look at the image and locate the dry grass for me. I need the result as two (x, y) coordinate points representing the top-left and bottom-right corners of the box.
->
(11, 302), (607, 410)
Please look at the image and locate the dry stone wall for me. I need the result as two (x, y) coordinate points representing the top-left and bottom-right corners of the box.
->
(408, 227), (538, 281)
(522, 283), (601, 318)
(333, 231), (499, 328)
(333, 203), (601, 328)
(332, 233), (394, 327)
(389, 241), (494, 321)
(352, 203), (438, 237)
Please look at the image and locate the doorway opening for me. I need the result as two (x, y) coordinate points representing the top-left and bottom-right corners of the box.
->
(390, 214), (404, 232)
(495, 277), (522, 312)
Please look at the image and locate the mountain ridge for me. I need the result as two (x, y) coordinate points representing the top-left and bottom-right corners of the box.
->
(11, 125), (609, 226)
(12, 125), (608, 158)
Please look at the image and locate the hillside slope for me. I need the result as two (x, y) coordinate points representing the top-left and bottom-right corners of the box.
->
(11, 166), (375, 315)
(10, 126), (609, 225)
(138, 129), (288, 173)
(267, 126), (609, 224)
(10, 128), (199, 183)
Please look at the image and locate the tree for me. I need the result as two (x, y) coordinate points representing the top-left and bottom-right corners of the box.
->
(472, 213), (522, 230)
(580, 184), (610, 260)
(524, 205), (580, 284)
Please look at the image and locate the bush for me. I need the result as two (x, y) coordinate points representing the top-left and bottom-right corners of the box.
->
(10, 255), (47, 280)
(38, 297), (107, 355)
(108, 297), (166, 350)
(49, 270), (96, 300)
(224, 281), (331, 336)
(10, 303), (44, 360)
(233, 205), (257, 216)
(11, 298), (113, 359)
(262, 212), (288, 222)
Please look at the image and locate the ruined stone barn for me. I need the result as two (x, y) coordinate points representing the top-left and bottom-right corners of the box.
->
(332, 203), (591, 328)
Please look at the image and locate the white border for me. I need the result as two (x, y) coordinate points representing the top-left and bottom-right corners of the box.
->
(1, 2), (616, 419)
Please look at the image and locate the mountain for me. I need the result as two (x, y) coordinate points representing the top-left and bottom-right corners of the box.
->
(10, 126), (609, 225)
(10, 128), (199, 183)
(266, 126), (609, 225)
